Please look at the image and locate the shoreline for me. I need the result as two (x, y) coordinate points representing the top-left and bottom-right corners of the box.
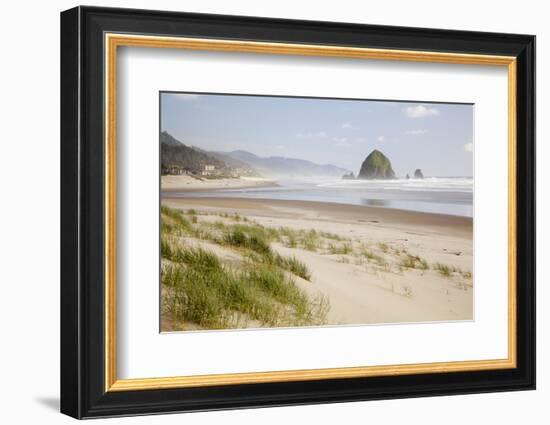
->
(161, 196), (472, 239)
(161, 176), (473, 221)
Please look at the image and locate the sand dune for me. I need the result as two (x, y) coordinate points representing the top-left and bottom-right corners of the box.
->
(161, 197), (473, 329)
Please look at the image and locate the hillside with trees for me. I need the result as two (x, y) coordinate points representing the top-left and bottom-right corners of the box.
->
(160, 131), (227, 175)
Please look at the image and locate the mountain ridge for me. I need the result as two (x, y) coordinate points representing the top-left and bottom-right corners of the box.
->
(221, 150), (351, 177)
(160, 131), (351, 177)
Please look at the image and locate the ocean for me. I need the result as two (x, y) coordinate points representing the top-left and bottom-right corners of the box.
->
(168, 177), (473, 218)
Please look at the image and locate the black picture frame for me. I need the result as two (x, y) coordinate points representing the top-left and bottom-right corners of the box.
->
(60, 5), (535, 419)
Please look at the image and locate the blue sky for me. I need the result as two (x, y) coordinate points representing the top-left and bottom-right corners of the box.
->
(161, 92), (473, 177)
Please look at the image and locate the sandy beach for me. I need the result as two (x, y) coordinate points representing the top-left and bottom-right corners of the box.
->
(161, 191), (473, 330)
(161, 174), (277, 192)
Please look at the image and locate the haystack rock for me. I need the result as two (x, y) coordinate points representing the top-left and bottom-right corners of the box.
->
(358, 150), (396, 179)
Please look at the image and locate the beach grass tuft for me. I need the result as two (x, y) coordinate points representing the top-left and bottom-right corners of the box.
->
(302, 229), (321, 251)
(432, 262), (472, 280)
(162, 245), (325, 329)
(360, 249), (386, 266)
(378, 242), (390, 253)
(160, 205), (323, 329)
(272, 254), (312, 281)
(319, 231), (344, 241)
(278, 227), (324, 251)
(328, 243), (353, 255)
(161, 205), (193, 233)
(461, 270), (472, 279)
(433, 262), (453, 277)
(400, 254), (429, 270)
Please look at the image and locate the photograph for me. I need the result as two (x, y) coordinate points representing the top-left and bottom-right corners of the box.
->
(57, 4), (536, 419)
(159, 92), (474, 332)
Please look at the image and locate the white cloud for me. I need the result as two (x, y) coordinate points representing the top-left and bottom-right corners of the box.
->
(333, 137), (351, 147)
(355, 137), (367, 143)
(406, 129), (429, 135)
(404, 105), (440, 118)
(377, 136), (385, 142)
(341, 122), (352, 129)
(464, 142), (473, 152)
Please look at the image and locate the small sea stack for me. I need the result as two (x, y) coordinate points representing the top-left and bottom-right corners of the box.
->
(414, 169), (424, 179)
(342, 172), (355, 180)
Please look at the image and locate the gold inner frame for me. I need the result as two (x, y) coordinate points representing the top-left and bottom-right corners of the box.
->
(104, 33), (517, 392)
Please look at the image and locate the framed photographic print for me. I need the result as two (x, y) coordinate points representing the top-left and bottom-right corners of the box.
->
(60, 6), (535, 419)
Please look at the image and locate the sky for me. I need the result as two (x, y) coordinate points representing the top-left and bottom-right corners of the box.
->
(160, 92), (473, 177)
